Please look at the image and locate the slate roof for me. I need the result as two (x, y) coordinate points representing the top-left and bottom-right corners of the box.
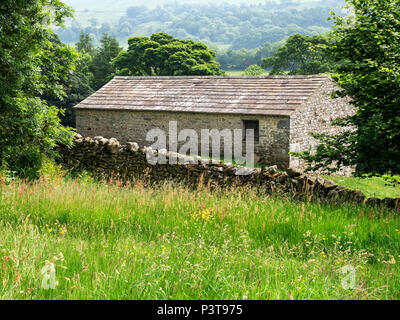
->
(74, 75), (330, 116)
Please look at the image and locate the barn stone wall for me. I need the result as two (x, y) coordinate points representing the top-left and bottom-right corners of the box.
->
(76, 110), (291, 168)
(75, 78), (355, 172)
(289, 78), (355, 172)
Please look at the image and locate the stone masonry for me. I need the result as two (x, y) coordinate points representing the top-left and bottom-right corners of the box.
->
(76, 110), (291, 168)
(290, 77), (354, 171)
(57, 135), (400, 212)
(74, 76), (355, 172)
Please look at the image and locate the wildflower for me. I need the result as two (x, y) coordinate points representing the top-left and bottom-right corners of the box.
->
(191, 208), (215, 222)
(60, 227), (67, 236)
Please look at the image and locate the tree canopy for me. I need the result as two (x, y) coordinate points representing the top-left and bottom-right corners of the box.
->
(41, 34), (94, 127)
(114, 33), (224, 76)
(75, 31), (95, 55)
(293, 0), (400, 175)
(216, 42), (278, 70)
(0, 0), (76, 178)
(262, 34), (333, 75)
(242, 64), (265, 76)
(90, 33), (122, 90)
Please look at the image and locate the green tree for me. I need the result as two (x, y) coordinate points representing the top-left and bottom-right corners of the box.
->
(41, 34), (94, 127)
(216, 44), (275, 71)
(0, 0), (75, 178)
(75, 31), (95, 55)
(61, 52), (94, 127)
(114, 33), (224, 76)
(262, 34), (333, 75)
(242, 64), (265, 76)
(90, 33), (122, 91)
(293, 0), (400, 175)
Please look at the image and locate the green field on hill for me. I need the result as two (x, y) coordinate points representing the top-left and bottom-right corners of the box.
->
(224, 70), (269, 76)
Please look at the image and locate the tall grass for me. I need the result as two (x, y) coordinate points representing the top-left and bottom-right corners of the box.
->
(0, 175), (399, 300)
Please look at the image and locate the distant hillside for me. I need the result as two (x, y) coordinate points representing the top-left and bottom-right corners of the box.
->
(63, 0), (335, 11)
(57, 0), (346, 49)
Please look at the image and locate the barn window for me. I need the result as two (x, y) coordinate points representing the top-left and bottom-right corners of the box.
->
(243, 120), (259, 142)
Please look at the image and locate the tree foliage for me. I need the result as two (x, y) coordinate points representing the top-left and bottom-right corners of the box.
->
(41, 32), (120, 129)
(114, 33), (224, 76)
(216, 42), (278, 70)
(293, 0), (400, 175)
(262, 34), (333, 75)
(75, 31), (95, 55)
(41, 34), (94, 127)
(0, 0), (76, 178)
(242, 64), (265, 76)
(89, 33), (122, 91)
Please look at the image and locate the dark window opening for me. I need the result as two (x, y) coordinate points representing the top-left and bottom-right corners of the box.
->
(243, 120), (259, 142)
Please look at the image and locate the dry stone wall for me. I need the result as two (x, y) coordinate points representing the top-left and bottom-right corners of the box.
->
(57, 135), (400, 211)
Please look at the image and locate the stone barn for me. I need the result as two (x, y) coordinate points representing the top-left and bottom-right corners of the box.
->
(74, 75), (354, 169)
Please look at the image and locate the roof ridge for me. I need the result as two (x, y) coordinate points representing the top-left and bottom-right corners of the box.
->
(112, 75), (331, 80)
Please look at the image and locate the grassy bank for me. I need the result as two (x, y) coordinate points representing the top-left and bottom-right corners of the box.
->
(0, 176), (399, 300)
(322, 175), (400, 199)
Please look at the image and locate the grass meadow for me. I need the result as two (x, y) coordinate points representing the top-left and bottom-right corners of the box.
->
(322, 175), (400, 199)
(0, 174), (400, 300)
